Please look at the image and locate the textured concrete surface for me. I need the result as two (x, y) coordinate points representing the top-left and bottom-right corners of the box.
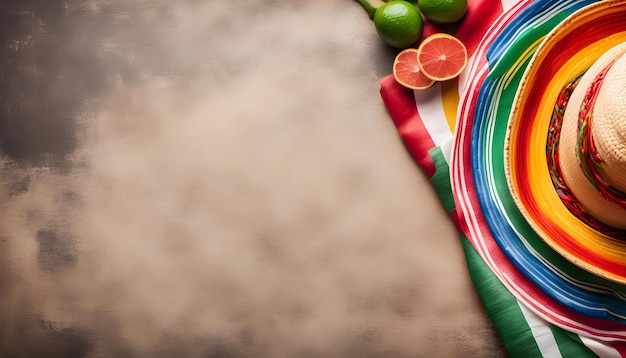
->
(0, 1), (506, 356)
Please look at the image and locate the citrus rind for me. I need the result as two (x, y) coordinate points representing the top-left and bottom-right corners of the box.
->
(416, 33), (468, 82)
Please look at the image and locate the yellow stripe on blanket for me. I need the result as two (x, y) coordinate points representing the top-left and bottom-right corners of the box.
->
(440, 77), (460, 133)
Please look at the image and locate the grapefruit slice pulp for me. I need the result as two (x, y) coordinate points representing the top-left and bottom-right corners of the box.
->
(416, 33), (467, 81)
(393, 48), (436, 90)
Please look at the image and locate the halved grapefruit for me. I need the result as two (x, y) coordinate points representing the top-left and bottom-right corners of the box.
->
(416, 33), (467, 81)
(393, 48), (436, 90)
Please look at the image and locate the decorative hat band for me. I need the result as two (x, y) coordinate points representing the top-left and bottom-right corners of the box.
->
(547, 71), (626, 239)
(576, 59), (626, 209)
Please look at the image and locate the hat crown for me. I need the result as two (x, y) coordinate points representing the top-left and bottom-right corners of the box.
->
(592, 56), (626, 193)
(557, 47), (626, 230)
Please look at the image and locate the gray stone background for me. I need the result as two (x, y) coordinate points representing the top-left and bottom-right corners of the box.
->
(0, 1), (505, 356)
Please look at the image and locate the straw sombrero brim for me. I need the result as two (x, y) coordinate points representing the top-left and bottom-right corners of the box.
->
(505, 1), (626, 285)
(452, 0), (626, 330)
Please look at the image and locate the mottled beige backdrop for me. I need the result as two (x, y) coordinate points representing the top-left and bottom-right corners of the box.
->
(0, 1), (505, 356)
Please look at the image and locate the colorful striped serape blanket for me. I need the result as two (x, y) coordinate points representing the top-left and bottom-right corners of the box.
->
(380, 0), (626, 356)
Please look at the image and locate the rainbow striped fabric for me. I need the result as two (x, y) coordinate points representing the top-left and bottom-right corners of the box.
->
(380, 0), (626, 356)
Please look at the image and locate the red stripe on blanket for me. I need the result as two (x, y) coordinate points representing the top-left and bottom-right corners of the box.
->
(613, 342), (626, 356)
(380, 75), (437, 178)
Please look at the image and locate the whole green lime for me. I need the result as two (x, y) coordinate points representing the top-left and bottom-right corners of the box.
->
(373, 1), (423, 49)
(417, 0), (468, 24)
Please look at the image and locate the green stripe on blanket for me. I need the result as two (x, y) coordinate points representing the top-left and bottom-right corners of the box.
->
(463, 235), (598, 358)
(428, 146), (455, 214)
(426, 145), (599, 357)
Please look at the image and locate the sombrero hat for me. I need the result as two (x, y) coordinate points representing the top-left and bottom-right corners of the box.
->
(454, 0), (626, 340)
(505, 0), (626, 285)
